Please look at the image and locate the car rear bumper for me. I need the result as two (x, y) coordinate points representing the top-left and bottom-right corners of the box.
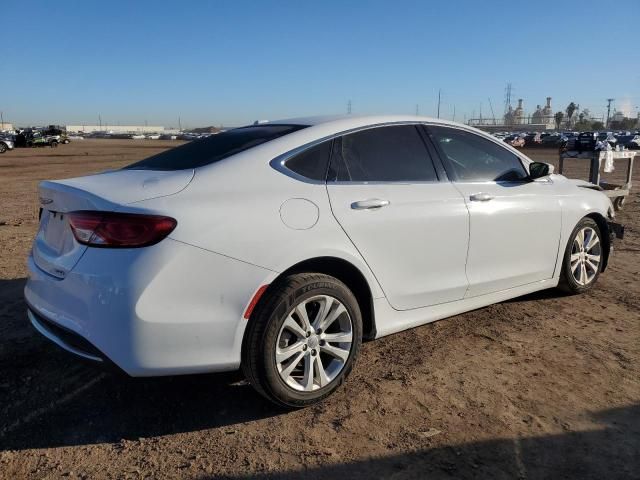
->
(24, 238), (275, 376)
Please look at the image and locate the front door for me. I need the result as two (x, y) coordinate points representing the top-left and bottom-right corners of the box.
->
(427, 125), (562, 298)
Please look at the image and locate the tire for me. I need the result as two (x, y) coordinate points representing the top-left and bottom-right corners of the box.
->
(0, 143), (6, 154)
(242, 273), (362, 408)
(614, 196), (626, 211)
(50, 141), (58, 148)
(558, 217), (603, 294)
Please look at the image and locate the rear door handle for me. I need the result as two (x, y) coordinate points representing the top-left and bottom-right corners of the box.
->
(469, 193), (494, 202)
(351, 199), (390, 210)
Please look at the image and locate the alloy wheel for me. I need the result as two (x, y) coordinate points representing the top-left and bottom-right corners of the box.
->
(570, 226), (601, 286)
(275, 295), (353, 392)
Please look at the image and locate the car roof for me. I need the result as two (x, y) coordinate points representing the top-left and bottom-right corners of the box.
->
(262, 114), (466, 130)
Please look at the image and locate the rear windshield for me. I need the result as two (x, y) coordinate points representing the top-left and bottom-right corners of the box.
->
(123, 124), (308, 170)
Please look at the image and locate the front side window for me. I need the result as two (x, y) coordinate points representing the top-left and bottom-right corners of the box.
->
(124, 124), (308, 171)
(328, 125), (438, 182)
(429, 126), (528, 182)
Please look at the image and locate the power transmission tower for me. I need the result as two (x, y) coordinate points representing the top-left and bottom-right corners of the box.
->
(347, 100), (352, 115)
(504, 83), (512, 114)
(606, 98), (614, 128)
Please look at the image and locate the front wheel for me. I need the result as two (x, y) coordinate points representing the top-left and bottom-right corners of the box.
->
(0, 143), (7, 154)
(558, 218), (603, 294)
(242, 273), (362, 408)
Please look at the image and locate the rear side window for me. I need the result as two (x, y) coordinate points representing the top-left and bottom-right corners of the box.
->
(124, 124), (308, 171)
(328, 125), (438, 182)
(429, 126), (528, 182)
(284, 140), (333, 181)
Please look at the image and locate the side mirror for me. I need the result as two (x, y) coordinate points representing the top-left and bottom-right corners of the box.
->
(529, 162), (554, 179)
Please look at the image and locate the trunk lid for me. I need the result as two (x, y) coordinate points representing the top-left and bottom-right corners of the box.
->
(32, 169), (193, 278)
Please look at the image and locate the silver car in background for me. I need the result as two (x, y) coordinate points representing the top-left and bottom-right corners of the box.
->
(0, 136), (14, 153)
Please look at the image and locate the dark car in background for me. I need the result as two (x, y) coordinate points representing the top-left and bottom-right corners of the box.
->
(615, 134), (640, 149)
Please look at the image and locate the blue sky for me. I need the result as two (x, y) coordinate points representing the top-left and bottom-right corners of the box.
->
(3, 0), (638, 128)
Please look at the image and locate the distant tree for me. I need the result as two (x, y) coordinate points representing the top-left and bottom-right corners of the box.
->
(574, 120), (592, 132)
(591, 121), (605, 131)
(566, 102), (578, 120)
(554, 111), (564, 130)
(610, 118), (638, 131)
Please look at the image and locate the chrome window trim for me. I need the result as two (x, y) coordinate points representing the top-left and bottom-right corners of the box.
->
(269, 121), (445, 185)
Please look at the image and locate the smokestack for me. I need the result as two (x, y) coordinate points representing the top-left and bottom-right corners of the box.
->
(546, 97), (551, 108)
(518, 99), (523, 108)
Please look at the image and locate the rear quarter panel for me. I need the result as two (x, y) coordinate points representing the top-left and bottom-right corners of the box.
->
(128, 141), (385, 300)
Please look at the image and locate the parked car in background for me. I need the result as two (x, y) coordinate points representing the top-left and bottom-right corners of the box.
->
(32, 132), (60, 148)
(524, 132), (542, 146)
(0, 136), (14, 153)
(540, 134), (567, 147)
(615, 134), (640, 149)
(504, 134), (525, 147)
(598, 132), (617, 147)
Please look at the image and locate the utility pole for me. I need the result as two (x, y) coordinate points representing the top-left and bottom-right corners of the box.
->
(98, 115), (102, 130)
(452, 105), (456, 122)
(437, 89), (441, 119)
(606, 98), (614, 128)
(178, 116), (182, 131)
(347, 100), (352, 115)
(415, 104), (419, 116)
(0, 111), (3, 128)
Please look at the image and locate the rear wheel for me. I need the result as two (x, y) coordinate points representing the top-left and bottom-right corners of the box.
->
(558, 218), (603, 294)
(242, 273), (362, 408)
(0, 143), (7, 154)
(50, 141), (58, 148)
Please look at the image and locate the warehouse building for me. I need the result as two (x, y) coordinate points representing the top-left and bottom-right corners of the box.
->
(65, 125), (179, 134)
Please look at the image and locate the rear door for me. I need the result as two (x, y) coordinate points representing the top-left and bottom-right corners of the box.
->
(326, 124), (469, 310)
(427, 125), (562, 297)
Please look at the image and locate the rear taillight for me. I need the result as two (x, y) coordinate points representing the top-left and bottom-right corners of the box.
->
(68, 211), (177, 248)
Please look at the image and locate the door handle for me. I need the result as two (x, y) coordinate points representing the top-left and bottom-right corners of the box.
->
(351, 199), (390, 210)
(469, 193), (494, 202)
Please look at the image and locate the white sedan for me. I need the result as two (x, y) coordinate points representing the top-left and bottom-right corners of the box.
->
(25, 115), (623, 407)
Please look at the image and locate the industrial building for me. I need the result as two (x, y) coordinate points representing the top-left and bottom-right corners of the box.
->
(65, 125), (179, 134)
(469, 97), (565, 133)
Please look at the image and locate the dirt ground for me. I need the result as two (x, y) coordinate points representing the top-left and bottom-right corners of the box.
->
(0, 140), (638, 479)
